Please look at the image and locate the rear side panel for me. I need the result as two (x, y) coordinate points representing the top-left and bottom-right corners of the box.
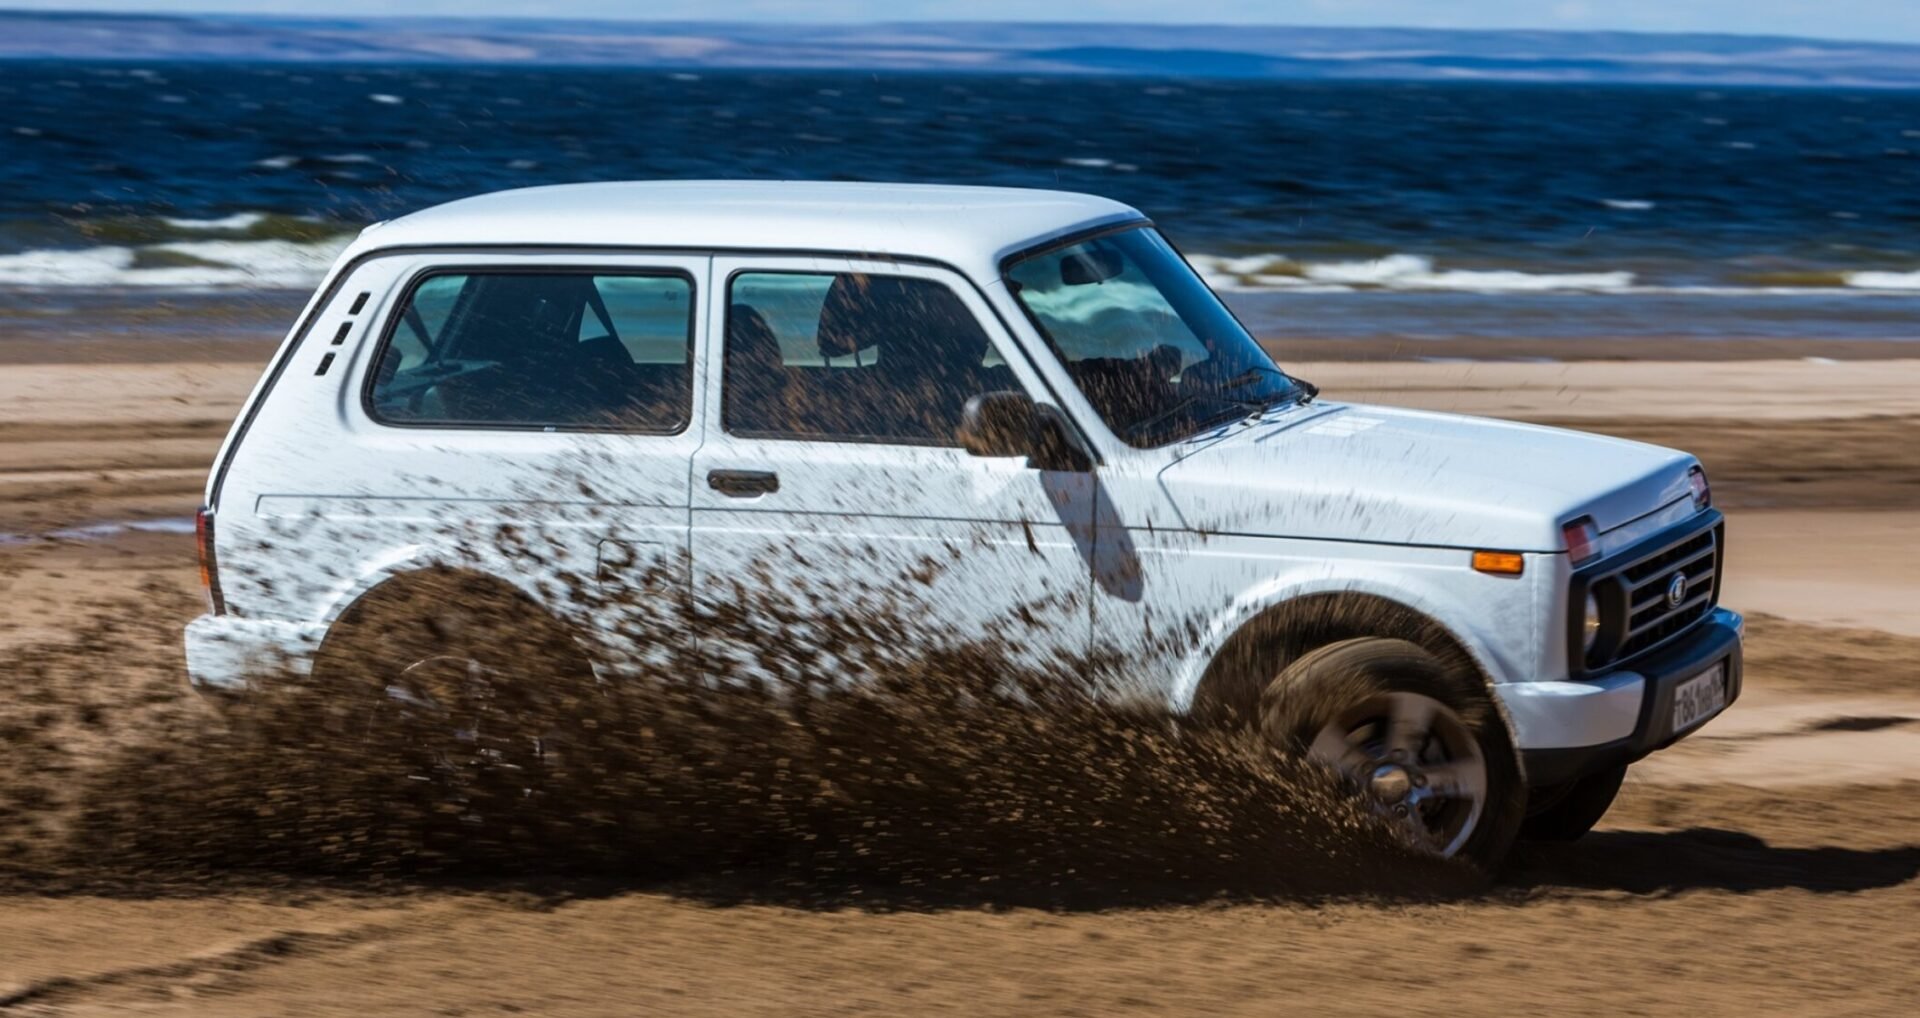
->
(203, 245), (373, 513)
(210, 252), (710, 657)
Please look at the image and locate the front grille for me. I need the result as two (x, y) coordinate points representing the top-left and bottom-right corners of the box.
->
(1581, 519), (1720, 671)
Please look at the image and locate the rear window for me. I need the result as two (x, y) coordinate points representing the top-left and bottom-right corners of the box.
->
(367, 269), (695, 432)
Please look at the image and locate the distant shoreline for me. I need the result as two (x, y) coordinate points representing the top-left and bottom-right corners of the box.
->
(7, 14), (1920, 88)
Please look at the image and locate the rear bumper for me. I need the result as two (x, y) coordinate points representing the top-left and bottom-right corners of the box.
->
(1496, 607), (1744, 787)
(182, 613), (326, 695)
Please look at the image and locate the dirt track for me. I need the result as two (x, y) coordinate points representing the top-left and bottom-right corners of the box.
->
(1, 552), (1915, 1016)
(2, 356), (1918, 1015)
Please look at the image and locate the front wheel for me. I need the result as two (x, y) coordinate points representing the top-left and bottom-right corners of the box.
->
(1261, 638), (1526, 870)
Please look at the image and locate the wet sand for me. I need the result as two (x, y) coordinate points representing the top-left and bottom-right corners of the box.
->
(6, 355), (1920, 533)
(2, 343), (1917, 1015)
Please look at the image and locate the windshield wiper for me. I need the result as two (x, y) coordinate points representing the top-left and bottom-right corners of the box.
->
(1218, 364), (1290, 390)
(1122, 391), (1271, 443)
(1123, 366), (1320, 444)
(1221, 364), (1316, 406)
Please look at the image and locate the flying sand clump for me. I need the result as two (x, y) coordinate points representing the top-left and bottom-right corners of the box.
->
(4, 524), (1472, 906)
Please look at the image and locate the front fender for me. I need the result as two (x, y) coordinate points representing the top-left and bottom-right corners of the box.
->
(1167, 553), (1540, 714)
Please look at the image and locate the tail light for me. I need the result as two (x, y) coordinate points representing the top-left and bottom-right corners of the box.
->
(195, 505), (226, 615)
(1562, 516), (1600, 566)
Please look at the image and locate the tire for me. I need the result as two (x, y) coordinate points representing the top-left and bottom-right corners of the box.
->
(310, 579), (600, 823)
(1260, 637), (1526, 871)
(1521, 763), (1627, 841)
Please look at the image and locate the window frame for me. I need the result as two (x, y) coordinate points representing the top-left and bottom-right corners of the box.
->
(718, 266), (1026, 448)
(360, 263), (700, 436)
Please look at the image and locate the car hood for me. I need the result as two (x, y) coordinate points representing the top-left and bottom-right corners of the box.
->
(1157, 402), (1698, 551)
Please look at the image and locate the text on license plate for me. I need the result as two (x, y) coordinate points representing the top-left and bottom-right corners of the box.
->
(1672, 662), (1729, 734)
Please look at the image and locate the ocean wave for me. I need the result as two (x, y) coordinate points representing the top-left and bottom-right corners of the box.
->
(1188, 252), (1920, 298)
(1845, 270), (1920, 291)
(160, 212), (268, 231)
(65, 211), (345, 246)
(1189, 253), (1636, 294)
(6, 234), (1919, 298)
(0, 237), (349, 289)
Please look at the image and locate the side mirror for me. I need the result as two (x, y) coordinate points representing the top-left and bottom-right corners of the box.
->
(958, 391), (1036, 457)
(959, 391), (1093, 473)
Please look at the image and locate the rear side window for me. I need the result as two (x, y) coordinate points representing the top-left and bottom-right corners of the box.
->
(368, 269), (694, 432)
(723, 271), (1013, 445)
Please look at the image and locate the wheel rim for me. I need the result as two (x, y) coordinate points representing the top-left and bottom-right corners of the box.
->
(385, 654), (567, 777)
(389, 655), (492, 744)
(1306, 691), (1488, 858)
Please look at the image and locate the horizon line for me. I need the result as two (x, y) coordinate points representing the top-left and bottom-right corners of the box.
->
(4, 8), (1914, 50)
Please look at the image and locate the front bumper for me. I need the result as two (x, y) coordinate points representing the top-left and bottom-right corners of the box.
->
(1496, 607), (1744, 787)
(183, 613), (327, 695)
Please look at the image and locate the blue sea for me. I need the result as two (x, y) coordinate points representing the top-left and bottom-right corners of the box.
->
(6, 62), (1920, 345)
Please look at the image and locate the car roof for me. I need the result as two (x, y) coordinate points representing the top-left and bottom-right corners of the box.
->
(349, 181), (1147, 272)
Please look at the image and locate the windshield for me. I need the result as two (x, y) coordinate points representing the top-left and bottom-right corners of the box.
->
(1005, 226), (1298, 447)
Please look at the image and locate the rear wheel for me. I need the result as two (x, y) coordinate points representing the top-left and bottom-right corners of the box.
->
(1261, 638), (1525, 870)
(1521, 763), (1627, 841)
(310, 581), (600, 823)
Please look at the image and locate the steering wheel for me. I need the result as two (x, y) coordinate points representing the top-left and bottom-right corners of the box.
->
(1142, 343), (1185, 383)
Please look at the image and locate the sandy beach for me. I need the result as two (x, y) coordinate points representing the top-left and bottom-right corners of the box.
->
(2, 340), (1917, 1015)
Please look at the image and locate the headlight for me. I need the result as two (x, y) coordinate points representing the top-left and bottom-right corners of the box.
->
(1582, 591), (1602, 654)
(1562, 516), (1600, 565)
(1688, 466), (1711, 510)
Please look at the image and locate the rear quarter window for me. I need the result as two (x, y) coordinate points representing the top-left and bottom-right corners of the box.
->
(366, 269), (695, 432)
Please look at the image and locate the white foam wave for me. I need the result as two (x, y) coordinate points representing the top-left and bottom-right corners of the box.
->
(1601, 198), (1656, 210)
(0, 237), (350, 289)
(161, 212), (268, 231)
(0, 247), (135, 287)
(1189, 253), (1636, 294)
(1846, 270), (1920, 291)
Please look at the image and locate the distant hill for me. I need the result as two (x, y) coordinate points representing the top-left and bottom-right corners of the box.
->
(7, 12), (1920, 87)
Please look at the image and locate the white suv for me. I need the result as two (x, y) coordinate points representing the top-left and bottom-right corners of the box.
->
(185, 181), (1741, 867)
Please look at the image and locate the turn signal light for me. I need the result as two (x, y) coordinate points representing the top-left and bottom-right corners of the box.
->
(1471, 550), (1525, 576)
(1563, 517), (1600, 565)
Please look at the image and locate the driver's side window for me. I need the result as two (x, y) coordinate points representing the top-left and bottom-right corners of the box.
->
(722, 271), (1018, 446)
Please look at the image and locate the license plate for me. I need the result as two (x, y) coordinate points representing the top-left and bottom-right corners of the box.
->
(1671, 662), (1729, 734)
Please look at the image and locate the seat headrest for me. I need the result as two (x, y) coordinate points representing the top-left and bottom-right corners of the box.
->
(816, 274), (984, 364)
(818, 274), (901, 361)
(457, 274), (598, 363)
(727, 303), (782, 367)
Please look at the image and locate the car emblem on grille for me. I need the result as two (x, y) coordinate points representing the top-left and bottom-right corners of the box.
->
(1666, 572), (1689, 609)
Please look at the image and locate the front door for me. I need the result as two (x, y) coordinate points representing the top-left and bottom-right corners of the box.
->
(688, 256), (1094, 680)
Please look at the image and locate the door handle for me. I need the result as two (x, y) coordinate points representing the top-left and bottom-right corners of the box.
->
(707, 469), (780, 497)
